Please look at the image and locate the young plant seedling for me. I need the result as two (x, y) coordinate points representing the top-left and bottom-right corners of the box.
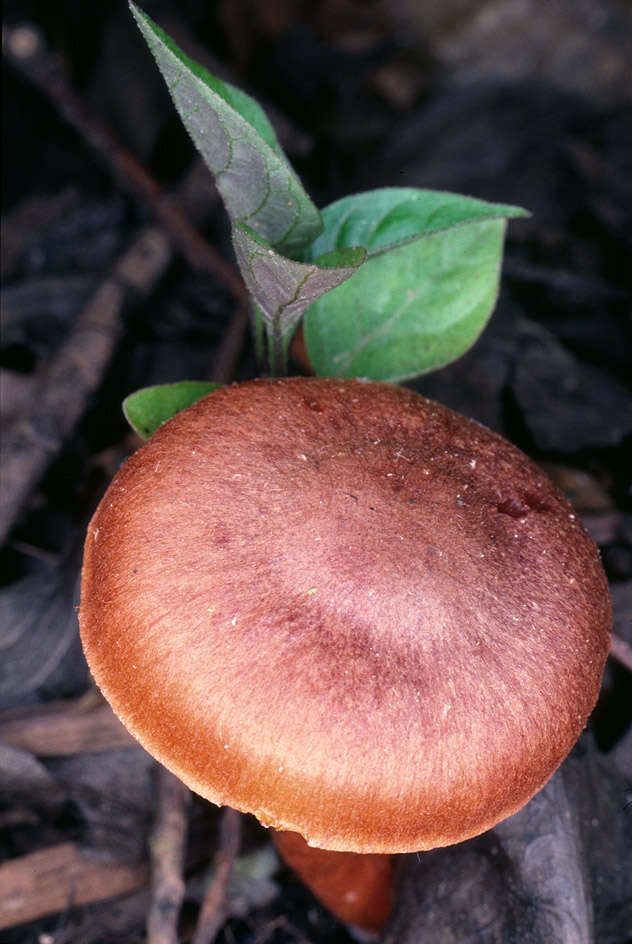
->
(128, 1), (528, 384)
(78, 5), (612, 935)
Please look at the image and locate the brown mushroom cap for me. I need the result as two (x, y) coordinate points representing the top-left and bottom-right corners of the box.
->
(79, 377), (611, 854)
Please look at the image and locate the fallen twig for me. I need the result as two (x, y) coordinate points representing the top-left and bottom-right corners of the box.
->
(147, 766), (190, 944)
(0, 842), (149, 930)
(3, 23), (246, 304)
(0, 694), (135, 755)
(0, 224), (172, 545)
(252, 915), (313, 944)
(191, 807), (242, 944)
(1, 24), (252, 542)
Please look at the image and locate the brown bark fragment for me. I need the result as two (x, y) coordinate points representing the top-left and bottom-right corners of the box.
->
(0, 842), (149, 930)
(0, 698), (135, 756)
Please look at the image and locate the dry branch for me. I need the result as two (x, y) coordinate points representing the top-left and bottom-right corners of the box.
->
(3, 23), (246, 302)
(0, 696), (135, 755)
(0, 224), (171, 545)
(192, 807), (242, 944)
(1, 24), (251, 543)
(147, 766), (190, 944)
(0, 842), (149, 930)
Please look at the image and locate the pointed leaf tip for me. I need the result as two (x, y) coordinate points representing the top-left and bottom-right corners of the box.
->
(129, 2), (322, 256)
(302, 188), (528, 381)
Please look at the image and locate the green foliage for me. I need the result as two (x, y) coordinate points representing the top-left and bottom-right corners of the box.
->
(302, 189), (527, 381)
(232, 223), (365, 375)
(130, 2), (322, 258)
(123, 382), (221, 440)
(127, 5), (528, 426)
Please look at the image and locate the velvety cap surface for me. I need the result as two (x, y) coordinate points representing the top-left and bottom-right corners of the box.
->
(80, 378), (611, 852)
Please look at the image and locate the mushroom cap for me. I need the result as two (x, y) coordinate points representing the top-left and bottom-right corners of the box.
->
(79, 377), (611, 853)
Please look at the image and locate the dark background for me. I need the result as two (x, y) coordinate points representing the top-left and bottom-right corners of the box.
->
(1, 1), (631, 941)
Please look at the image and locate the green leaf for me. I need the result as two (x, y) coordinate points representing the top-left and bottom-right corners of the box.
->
(302, 188), (528, 381)
(123, 382), (221, 440)
(304, 188), (528, 256)
(129, 3), (322, 256)
(232, 222), (365, 375)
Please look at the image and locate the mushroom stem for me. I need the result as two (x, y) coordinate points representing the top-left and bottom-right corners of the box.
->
(272, 830), (395, 933)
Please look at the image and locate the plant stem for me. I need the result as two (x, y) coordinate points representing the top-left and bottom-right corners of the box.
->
(267, 321), (288, 378)
(250, 305), (267, 376)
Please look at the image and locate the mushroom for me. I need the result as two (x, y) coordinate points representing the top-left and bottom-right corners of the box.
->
(272, 829), (395, 931)
(79, 377), (611, 930)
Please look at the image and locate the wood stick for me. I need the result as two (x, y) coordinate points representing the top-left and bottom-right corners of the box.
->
(0, 698), (135, 756)
(0, 842), (148, 930)
(147, 767), (190, 944)
(3, 23), (247, 304)
(191, 807), (242, 944)
(0, 224), (171, 545)
(1, 24), (251, 542)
